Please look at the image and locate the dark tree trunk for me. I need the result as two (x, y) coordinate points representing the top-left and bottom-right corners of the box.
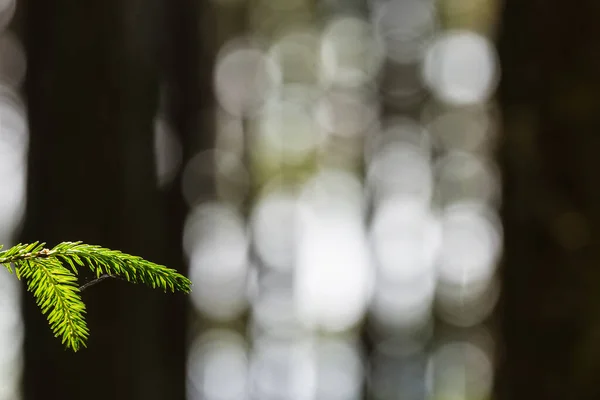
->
(19, 0), (187, 399)
(498, 1), (600, 398)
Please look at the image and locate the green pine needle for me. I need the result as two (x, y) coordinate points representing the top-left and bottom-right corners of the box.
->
(0, 241), (192, 352)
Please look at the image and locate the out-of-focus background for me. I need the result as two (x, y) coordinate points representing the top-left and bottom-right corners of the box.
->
(0, 0), (594, 399)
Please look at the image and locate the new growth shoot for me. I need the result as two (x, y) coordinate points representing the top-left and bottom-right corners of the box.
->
(0, 241), (191, 351)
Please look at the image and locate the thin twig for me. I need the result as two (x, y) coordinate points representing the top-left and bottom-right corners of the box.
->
(78, 274), (114, 291)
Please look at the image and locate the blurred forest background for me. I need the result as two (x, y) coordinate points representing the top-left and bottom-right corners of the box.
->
(0, 0), (591, 399)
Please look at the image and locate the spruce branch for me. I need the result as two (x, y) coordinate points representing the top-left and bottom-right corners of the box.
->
(17, 258), (89, 351)
(0, 241), (192, 352)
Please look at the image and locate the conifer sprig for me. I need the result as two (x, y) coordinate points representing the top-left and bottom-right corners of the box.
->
(0, 241), (192, 352)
